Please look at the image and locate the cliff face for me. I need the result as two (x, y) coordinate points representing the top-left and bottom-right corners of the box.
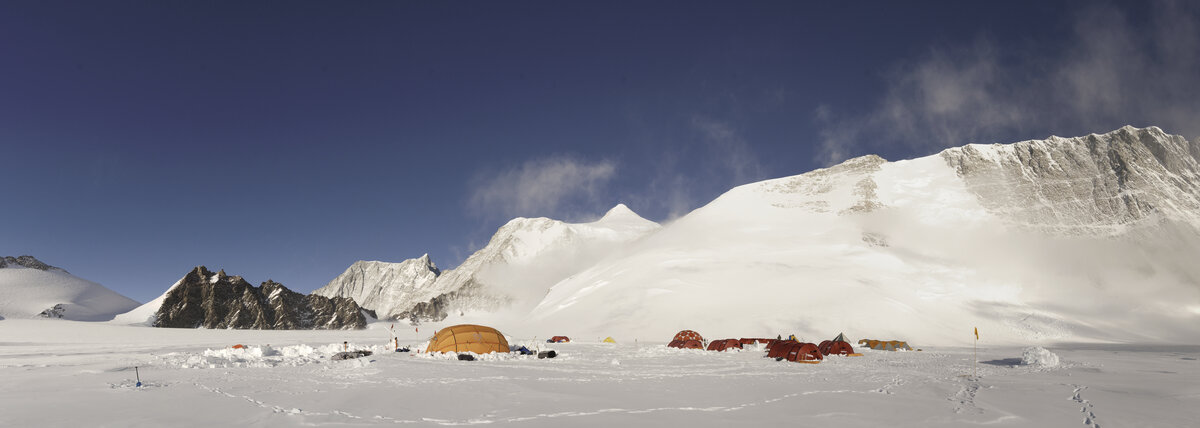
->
(941, 126), (1200, 235)
(153, 266), (366, 330)
(312, 256), (441, 320)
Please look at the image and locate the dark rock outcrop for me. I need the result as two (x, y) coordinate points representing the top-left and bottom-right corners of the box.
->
(0, 255), (66, 272)
(153, 266), (366, 330)
(39, 304), (66, 318)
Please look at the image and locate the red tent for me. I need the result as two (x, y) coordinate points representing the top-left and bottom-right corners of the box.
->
(826, 341), (855, 356)
(766, 340), (797, 358)
(669, 339), (704, 349)
(673, 330), (704, 343)
(706, 339), (743, 352)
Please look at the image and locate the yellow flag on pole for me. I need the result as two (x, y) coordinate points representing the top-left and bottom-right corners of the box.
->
(974, 327), (979, 340)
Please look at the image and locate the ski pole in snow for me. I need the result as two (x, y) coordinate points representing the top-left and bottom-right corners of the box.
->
(135, 366), (141, 387)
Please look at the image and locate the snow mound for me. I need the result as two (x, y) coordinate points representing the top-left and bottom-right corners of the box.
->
(158, 343), (390, 369)
(1021, 346), (1060, 367)
(0, 263), (140, 321)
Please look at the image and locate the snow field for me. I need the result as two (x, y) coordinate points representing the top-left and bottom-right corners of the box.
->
(2, 321), (1197, 427)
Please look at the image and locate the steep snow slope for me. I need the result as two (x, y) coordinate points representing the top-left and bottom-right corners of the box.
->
(110, 278), (180, 325)
(0, 256), (140, 321)
(529, 127), (1200, 345)
(312, 255), (441, 320)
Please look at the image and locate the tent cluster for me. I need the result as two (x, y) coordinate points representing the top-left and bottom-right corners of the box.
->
(667, 330), (864, 364)
(414, 325), (907, 365)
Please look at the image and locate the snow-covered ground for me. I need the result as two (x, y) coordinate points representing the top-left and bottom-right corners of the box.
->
(1, 320), (1196, 427)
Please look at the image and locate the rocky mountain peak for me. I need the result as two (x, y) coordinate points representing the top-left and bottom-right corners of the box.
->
(153, 266), (366, 329)
(0, 255), (67, 273)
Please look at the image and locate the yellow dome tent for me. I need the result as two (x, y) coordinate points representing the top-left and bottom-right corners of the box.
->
(426, 324), (510, 354)
(603, 336), (616, 343)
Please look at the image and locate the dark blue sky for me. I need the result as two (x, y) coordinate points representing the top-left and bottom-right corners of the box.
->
(3, 1), (1196, 303)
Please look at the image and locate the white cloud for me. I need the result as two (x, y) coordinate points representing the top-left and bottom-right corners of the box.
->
(818, 2), (1200, 165)
(468, 157), (617, 221)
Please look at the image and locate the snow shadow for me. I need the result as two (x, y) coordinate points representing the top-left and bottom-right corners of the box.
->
(980, 358), (1023, 366)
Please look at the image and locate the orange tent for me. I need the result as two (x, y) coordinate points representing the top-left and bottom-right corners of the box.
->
(548, 336), (570, 343)
(858, 339), (912, 351)
(426, 324), (509, 354)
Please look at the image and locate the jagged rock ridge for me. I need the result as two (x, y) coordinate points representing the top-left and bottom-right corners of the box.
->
(153, 266), (366, 329)
(0, 255), (66, 273)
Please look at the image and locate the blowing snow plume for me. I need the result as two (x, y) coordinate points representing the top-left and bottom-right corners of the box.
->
(817, 2), (1200, 165)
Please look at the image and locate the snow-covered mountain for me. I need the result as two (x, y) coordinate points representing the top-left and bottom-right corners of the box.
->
(312, 255), (441, 320)
(319, 204), (660, 321)
(526, 126), (1200, 345)
(0, 256), (140, 321)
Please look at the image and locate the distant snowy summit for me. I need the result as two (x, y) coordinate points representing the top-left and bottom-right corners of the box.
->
(315, 204), (660, 322)
(133, 266), (367, 329)
(0, 256), (139, 321)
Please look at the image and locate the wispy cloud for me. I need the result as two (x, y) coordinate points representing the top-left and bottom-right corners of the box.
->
(623, 117), (768, 222)
(467, 157), (617, 222)
(818, 2), (1200, 165)
(691, 116), (766, 185)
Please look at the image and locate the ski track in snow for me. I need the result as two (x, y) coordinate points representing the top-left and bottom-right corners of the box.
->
(951, 379), (982, 415)
(191, 377), (902, 425)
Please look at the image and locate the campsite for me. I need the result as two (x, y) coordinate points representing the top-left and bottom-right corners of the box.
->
(1, 319), (1196, 427)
